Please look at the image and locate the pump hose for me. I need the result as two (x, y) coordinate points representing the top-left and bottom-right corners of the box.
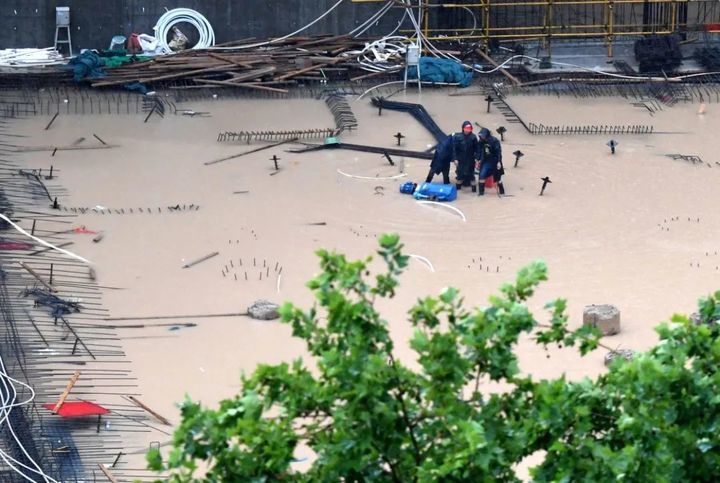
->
(154, 8), (215, 53)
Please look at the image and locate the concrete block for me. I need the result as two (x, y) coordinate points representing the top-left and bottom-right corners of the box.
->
(248, 299), (280, 320)
(583, 304), (620, 335)
(604, 349), (634, 367)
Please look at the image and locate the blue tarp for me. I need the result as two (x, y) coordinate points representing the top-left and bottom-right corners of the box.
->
(68, 51), (106, 82)
(406, 57), (473, 88)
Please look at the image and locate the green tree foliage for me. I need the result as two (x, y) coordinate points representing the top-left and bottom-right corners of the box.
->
(149, 235), (720, 482)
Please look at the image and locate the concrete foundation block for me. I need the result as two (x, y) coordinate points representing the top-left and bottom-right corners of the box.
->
(583, 304), (620, 336)
(248, 300), (280, 320)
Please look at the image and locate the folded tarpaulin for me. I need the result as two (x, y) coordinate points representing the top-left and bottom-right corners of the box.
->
(68, 51), (106, 82)
(68, 51), (150, 82)
(406, 57), (473, 87)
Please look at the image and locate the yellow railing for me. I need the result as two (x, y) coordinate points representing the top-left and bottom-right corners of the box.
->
(351, 0), (719, 56)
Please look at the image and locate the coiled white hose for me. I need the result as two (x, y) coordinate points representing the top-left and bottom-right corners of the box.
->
(154, 8), (215, 53)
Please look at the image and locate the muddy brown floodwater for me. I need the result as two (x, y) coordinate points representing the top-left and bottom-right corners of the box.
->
(11, 88), (720, 478)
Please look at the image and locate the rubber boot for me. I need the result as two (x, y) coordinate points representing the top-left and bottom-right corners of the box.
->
(477, 184), (485, 196)
(471, 185), (477, 193)
(455, 183), (462, 190)
(498, 182), (505, 195)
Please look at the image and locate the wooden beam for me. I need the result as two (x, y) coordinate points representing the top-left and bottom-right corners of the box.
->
(225, 66), (277, 82)
(126, 396), (172, 426)
(196, 79), (289, 93)
(92, 64), (240, 87)
(18, 262), (54, 292)
(207, 52), (255, 69)
(476, 49), (522, 87)
(98, 464), (119, 483)
(53, 371), (80, 413)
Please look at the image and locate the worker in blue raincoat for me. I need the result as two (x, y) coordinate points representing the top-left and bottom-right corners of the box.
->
(453, 121), (479, 191)
(425, 134), (454, 184)
(476, 127), (505, 196)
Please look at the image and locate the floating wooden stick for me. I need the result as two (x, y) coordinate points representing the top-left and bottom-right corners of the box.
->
(182, 251), (219, 269)
(53, 370), (81, 413)
(126, 395), (172, 426)
(98, 464), (119, 483)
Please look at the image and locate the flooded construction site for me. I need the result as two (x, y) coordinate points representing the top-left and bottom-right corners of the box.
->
(2, 1), (720, 481)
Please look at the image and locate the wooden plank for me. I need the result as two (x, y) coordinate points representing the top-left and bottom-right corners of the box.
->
(196, 79), (289, 93)
(182, 251), (219, 269)
(476, 49), (522, 87)
(225, 66), (277, 83)
(18, 262), (54, 292)
(208, 52), (255, 69)
(53, 370), (80, 413)
(126, 395), (172, 425)
(92, 64), (240, 87)
(98, 464), (119, 483)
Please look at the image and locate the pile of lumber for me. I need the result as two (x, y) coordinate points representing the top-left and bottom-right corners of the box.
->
(91, 35), (397, 93)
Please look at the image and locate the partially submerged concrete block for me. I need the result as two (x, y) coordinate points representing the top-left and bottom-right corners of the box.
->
(583, 304), (620, 336)
(604, 349), (634, 367)
(248, 300), (280, 320)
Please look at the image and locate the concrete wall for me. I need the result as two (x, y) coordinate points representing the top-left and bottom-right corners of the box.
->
(0, 1), (403, 51)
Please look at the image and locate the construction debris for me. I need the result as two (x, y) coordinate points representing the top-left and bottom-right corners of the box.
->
(88, 35), (383, 90)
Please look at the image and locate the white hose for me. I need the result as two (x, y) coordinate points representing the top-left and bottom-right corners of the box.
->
(416, 201), (467, 222)
(409, 254), (435, 272)
(211, 0), (345, 51)
(154, 8), (215, 53)
(0, 213), (91, 264)
(0, 356), (59, 482)
(350, 1), (394, 37)
(337, 169), (406, 180)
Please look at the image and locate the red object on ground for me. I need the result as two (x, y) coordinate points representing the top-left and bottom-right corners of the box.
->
(43, 401), (109, 417)
(485, 177), (495, 188)
(0, 241), (34, 250)
(127, 33), (142, 54)
(72, 226), (98, 234)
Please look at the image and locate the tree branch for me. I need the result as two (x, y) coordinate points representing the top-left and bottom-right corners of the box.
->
(388, 353), (422, 469)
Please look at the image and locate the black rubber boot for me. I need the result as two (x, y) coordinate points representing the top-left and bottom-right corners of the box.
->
(471, 185), (477, 193)
(498, 183), (505, 195)
(455, 183), (462, 190)
(477, 184), (485, 196)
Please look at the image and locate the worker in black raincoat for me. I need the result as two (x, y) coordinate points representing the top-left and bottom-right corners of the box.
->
(476, 127), (505, 196)
(453, 121), (479, 191)
(425, 134), (454, 184)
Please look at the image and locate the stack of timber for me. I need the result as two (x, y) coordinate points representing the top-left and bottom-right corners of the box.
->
(90, 35), (393, 93)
